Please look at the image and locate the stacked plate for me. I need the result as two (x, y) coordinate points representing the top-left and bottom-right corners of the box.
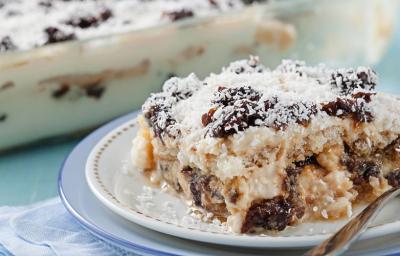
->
(58, 111), (400, 256)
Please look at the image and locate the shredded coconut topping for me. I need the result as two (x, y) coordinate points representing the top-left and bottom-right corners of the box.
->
(142, 56), (390, 140)
(330, 67), (377, 95)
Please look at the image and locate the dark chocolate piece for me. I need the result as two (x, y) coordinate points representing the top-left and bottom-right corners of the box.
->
(163, 9), (194, 21)
(0, 36), (17, 52)
(0, 81), (15, 91)
(181, 167), (227, 216)
(321, 97), (373, 123)
(208, 0), (219, 7)
(386, 169), (400, 188)
(209, 100), (263, 137)
(44, 27), (76, 45)
(241, 196), (295, 233)
(163, 77), (197, 101)
(283, 166), (306, 219)
(38, 0), (53, 8)
(212, 86), (261, 107)
(0, 113), (6, 122)
(344, 156), (381, 186)
(65, 9), (113, 29)
(204, 86), (318, 138)
(52, 84), (70, 99)
(271, 102), (317, 130)
(294, 155), (318, 168)
(331, 68), (377, 95)
(85, 83), (105, 99)
(242, 0), (268, 4)
(143, 94), (178, 140)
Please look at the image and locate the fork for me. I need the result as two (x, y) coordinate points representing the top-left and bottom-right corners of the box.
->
(304, 186), (400, 256)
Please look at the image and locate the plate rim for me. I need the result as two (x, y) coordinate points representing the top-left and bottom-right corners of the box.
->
(84, 113), (400, 248)
(58, 111), (180, 256)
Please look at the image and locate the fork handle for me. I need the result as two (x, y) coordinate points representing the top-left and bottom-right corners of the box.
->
(304, 186), (400, 256)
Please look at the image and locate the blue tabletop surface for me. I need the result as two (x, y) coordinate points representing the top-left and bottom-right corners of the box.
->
(0, 22), (399, 207)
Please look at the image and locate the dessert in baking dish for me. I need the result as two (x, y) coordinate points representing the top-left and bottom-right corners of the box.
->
(131, 56), (400, 233)
(0, 0), (244, 52)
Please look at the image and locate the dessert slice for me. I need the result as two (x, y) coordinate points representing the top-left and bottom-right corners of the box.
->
(133, 56), (400, 233)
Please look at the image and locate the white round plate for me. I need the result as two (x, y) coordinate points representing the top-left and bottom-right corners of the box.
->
(85, 113), (400, 249)
(59, 111), (400, 255)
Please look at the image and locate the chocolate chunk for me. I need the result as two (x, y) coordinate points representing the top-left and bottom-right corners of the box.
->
(352, 106), (373, 123)
(143, 94), (178, 140)
(190, 180), (203, 207)
(44, 27), (76, 45)
(384, 137), (400, 161)
(201, 107), (216, 127)
(52, 84), (70, 99)
(66, 16), (96, 28)
(228, 189), (240, 204)
(263, 97), (278, 111)
(143, 95), (169, 120)
(149, 110), (177, 140)
(85, 83), (105, 99)
(38, 0), (52, 8)
(242, 0), (268, 4)
(181, 167), (227, 215)
(208, 0), (219, 7)
(271, 102), (317, 130)
(0, 81), (14, 91)
(208, 100), (263, 138)
(0, 36), (17, 52)
(386, 169), (400, 188)
(143, 75), (200, 137)
(0, 113), (6, 122)
(212, 86), (261, 106)
(344, 157), (381, 185)
(99, 9), (113, 21)
(241, 196), (295, 233)
(331, 68), (377, 95)
(294, 155), (317, 168)
(352, 91), (375, 103)
(284, 164), (308, 220)
(321, 97), (373, 123)
(65, 9), (113, 29)
(163, 76), (198, 100)
(205, 86), (317, 137)
(322, 98), (352, 117)
(283, 167), (306, 219)
(163, 9), (194, 21)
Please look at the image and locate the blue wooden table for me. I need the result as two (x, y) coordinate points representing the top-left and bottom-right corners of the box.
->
(0, 25), (399, 207)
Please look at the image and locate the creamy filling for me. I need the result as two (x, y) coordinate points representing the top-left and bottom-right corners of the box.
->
(133, 118), (400, 233)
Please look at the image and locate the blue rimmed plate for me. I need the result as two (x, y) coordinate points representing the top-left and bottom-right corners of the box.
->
(58, 111), (400, 256)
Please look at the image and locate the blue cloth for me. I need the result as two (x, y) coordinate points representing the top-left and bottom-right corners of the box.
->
(0, 198), (137, 256)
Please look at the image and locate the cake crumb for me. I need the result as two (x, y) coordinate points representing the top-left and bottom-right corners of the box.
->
(321, 209), (329, 219)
